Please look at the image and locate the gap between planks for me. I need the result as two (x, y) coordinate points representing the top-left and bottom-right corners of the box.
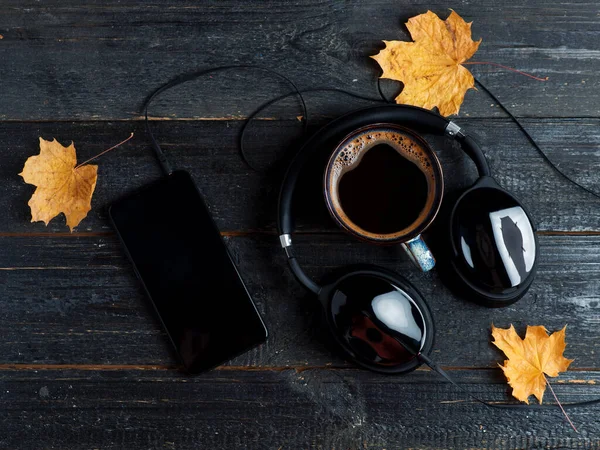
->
(0, 116), (599, 124)
(1, 230), (600, 238)
(0, 364), (599, 372)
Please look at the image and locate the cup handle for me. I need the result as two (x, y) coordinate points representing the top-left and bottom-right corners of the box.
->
(401, 235), (435, 272)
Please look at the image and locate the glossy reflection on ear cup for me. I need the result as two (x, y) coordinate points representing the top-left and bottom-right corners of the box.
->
(448, 180), (538, 305)
(322, 271), (434, 372)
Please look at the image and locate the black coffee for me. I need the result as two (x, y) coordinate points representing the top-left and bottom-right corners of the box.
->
(338, 143), (428, 234)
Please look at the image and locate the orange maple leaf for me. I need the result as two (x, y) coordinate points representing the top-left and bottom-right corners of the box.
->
(19, 138), (98, 231)
(371, 10), (481, 116)
(491, 324), (573, 404)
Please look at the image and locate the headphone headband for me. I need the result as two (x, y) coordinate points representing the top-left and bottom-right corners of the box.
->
(277, 105), (490, 293)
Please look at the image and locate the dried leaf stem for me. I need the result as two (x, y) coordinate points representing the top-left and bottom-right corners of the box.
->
(75, 132), (134, 169)
(544, 375), (578, 433)
(463, 61), (548, 81)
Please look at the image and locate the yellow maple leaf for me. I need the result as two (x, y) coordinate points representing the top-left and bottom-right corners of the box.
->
(371, 10), (481, 116)
(20, 138), (98, 231)
(491, 324), (573, 404)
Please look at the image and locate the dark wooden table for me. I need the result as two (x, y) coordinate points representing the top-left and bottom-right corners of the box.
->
(2, 1), (600, 448)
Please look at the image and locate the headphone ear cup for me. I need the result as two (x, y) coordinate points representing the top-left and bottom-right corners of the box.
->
(317, 266), (435, 374)
(440, 179), (538, 307)
(428, 186), (534, 307)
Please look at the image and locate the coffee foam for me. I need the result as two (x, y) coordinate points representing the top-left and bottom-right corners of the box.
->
(331, 129), (436, 182)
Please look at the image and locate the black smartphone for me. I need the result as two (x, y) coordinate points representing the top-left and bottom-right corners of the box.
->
(109, 170), (268, 374)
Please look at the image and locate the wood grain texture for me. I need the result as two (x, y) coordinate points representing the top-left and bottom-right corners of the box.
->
(0, 233), (598, 369)
(3, 118), (600, 234)
(0, 1), (598, 121)
(1, 1), (600, 447)
(0, 368), (599, 449)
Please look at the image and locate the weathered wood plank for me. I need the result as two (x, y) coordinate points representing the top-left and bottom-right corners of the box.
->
(0, 368), (599, 449)
(1, 118), (599, 233)
(1, 1), (598, 447)
(0, 234), (598, 368)
(0, 1), (598, 120)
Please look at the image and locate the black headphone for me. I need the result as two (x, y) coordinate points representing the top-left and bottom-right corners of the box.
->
(277, 104), (539, 374)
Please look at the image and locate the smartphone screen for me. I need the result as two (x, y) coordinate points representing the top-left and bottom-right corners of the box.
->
(109, 171), (267, 373)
